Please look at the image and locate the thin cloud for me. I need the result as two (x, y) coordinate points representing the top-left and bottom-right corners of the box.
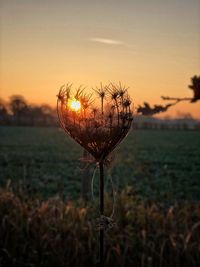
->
(90, 37), (123, 45)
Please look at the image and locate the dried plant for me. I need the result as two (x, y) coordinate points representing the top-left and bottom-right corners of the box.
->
(57, 83), (133, 162)
(57, 82), (133, 266)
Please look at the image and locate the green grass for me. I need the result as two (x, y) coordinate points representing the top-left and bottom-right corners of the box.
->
(0, 126), (200, 202)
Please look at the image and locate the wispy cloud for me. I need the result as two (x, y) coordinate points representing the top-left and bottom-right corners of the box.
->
(90, 37), (123, 45)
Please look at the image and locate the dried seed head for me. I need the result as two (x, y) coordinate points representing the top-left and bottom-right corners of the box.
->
(57, 83), (133, 161)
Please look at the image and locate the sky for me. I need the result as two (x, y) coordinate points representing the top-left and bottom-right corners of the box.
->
(0, 0), (200, 118)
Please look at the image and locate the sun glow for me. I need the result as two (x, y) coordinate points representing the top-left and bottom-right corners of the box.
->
(68, 99), (81, 111)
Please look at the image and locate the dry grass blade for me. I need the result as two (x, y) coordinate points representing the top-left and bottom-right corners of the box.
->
(0, 188), (200, 266)
(184, 221), (200, 250)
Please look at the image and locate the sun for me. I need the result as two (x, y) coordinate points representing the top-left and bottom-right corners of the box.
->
(68, 99), (81, 111)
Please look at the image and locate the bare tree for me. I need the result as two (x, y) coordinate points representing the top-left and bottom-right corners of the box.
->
(27, 106), (44, 126)
(161, 75), (200, 103)
(40, 104), (55, 125)
(137, 102), (178, 116)
(0, 99), (9, 124)
(9, 95), (28, 125)
(137, 75), (200, 116)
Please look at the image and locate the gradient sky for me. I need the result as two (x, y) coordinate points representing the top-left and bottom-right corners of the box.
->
(0, 0), (200, 118)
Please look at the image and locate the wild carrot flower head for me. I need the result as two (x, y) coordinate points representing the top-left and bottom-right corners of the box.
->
(57, 83), (133, 162)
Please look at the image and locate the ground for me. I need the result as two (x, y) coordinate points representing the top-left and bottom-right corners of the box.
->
(0, 126), (200, 202)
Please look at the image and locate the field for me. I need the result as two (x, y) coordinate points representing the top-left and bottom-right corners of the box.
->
(0, 126), (200, 202)
(1, 126), (200, 267)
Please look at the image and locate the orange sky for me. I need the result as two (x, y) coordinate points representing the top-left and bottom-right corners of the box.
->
(0, 0), (200, 118)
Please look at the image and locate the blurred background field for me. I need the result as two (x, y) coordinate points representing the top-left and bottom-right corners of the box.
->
(0, 126), (200, 203)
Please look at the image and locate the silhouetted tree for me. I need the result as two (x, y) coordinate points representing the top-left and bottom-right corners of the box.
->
(162, 75), (200, 103)
(40, 104), (55, 125)
(27, 106), (44, 126)
(137, 102), (177, 116)
(4, 96), (57, 126)
(9, 95), (28, 125)
(189, 75), (200, 102)
(0, 99), (9, 124)
(138, 75), (200, 116)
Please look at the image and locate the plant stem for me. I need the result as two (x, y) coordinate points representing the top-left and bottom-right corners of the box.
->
(99, 161), (104, 267)
(115, 99), (120, 125)
(101, 97), (104, 115)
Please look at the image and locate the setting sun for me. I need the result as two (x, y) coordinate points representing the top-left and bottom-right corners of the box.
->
(68, 99), (81, 112)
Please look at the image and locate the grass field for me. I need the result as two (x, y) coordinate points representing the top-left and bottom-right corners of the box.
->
(1, 126), (200, 267)
(0, 126), (200, 202)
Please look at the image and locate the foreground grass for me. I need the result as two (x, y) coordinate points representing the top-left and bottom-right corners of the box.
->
(0, 187), (200, 267)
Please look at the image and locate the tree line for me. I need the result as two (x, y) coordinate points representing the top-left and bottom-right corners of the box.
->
(0, 95), (57, 126)
(1, 75), (199, 126)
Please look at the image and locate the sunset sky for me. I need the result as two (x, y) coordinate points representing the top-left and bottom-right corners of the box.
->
(0, 0), (200, 118)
